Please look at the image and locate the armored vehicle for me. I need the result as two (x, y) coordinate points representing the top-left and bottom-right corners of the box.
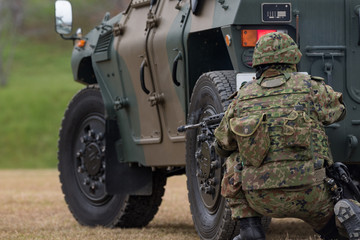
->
(55, 0), (360, 239)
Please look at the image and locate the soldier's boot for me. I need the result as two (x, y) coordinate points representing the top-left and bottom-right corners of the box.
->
(334, 199), (360, 240)
(314, 215), (345, 240)
(233, 217), (265, 240)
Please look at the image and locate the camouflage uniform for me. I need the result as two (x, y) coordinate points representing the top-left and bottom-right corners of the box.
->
(215, 32), (346, 235)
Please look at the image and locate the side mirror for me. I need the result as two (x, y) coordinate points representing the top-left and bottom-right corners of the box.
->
(190, 0), (200, 14)
(55, 0), (73, 35)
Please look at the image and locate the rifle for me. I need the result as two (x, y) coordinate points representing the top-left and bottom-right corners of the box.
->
(326, 162), (360, 202)
(177, 113), (224, 132)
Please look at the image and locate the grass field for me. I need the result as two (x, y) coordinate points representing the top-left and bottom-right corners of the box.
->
(0, 39), (81, 168)
(0, 170), (322, 240)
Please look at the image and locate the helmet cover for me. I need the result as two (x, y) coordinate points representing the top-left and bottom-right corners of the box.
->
(252, 32), (302, 67)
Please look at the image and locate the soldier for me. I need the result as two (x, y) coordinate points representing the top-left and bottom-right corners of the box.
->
(214, 32), (360, 240)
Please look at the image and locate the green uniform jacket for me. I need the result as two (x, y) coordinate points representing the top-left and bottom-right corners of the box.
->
(215, 66), (345, 191)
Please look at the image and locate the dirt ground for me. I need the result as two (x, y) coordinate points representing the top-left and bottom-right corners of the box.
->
(0, 170), (322, 240)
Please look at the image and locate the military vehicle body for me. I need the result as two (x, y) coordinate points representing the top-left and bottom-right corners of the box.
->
(55, 0), (360, 239)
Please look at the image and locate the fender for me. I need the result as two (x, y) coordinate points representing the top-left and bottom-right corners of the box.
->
(105, 118), (153, 196)
(71, 28), (101, 84)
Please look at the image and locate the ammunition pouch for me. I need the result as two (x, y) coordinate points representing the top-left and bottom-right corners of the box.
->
(230, 113), (269, 168)
(283, 110), (312, 147)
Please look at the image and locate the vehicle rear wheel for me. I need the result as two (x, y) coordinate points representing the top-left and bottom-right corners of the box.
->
(186, 71), (271, 239)
(58, 86), (166, 228)
(186, 71), (240, 240)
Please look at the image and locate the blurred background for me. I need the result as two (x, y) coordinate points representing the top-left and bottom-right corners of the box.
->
(0, 0), (130, 168)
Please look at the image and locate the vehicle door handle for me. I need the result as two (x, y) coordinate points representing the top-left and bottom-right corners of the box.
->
(358, 7), (360, 45)
(346, 135), (358, 159)
(172, 51), (182, 87)
(140, 59), (150, 94)
(324, 62), (333, 86)
(355, 6), (360, 45)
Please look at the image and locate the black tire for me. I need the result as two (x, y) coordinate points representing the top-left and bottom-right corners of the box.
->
(186, 72), (272, 239)
(186, 71), (240, 240)
(58, 86), (166, 228)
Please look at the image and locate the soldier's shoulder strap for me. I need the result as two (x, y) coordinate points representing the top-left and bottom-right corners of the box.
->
(227, 91), (238, 100)
(310, 75), (325, 81)
(227, 81), (249, 100)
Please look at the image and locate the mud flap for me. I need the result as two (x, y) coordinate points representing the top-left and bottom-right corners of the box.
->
(105, 119), (153, 196)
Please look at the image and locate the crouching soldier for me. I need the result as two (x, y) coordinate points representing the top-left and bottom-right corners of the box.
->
(215, 32), (360, 240)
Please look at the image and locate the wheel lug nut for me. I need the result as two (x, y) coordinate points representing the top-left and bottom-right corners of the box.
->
(88, 130), (96, 138)
(208, 177), (216, 186)
(78, 166), (85, 173)
(76, 150), (84, 158)
(195, 151), (202, 159)
(96, 133), (104, 141)
(205, 186), (214, 194)
(99, 176), (105, 183)
(83, 178), (90, 185)
(211, 160), (219, 169)
(81, 135), (90, 143)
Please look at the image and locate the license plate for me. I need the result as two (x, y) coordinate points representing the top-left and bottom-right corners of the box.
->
(262, 3), (291, 23)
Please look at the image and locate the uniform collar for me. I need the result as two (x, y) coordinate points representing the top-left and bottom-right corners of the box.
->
(257, 64), (297, 85)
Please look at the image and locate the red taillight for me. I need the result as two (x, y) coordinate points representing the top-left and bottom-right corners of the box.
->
(256, 30), (277, 40)
(241, 29), (278, 47)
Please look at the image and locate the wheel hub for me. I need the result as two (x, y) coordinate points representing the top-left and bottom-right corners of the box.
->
(195, 121), (222, 213)
(198, 141), (212, 179)
(75, 127), (108, 203)
(83, 143), (102, 176)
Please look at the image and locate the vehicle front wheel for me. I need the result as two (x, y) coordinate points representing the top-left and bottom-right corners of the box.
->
(58, 86), (166, 227)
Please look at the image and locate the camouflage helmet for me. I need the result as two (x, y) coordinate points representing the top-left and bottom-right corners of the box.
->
(252, 32), (302, 67)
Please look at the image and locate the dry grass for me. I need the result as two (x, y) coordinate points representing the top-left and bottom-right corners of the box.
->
(0, 170), (321, 240)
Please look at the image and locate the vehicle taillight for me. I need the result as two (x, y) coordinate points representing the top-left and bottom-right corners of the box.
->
(256, 30), (277, 40)
(242, 29), (286, 47)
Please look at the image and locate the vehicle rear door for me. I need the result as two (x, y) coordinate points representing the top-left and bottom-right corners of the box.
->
(342, 0), (360, 162)
(297, 0), (355, 162)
